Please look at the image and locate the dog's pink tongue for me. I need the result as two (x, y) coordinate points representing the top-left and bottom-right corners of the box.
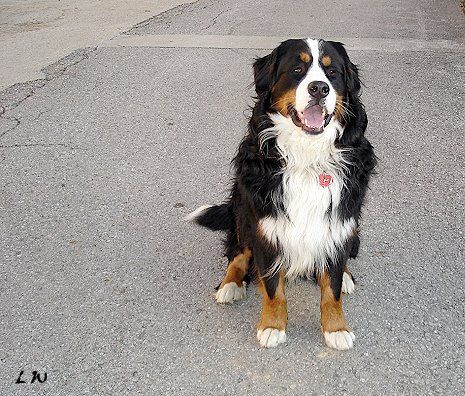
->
(301, 105), (324, 128)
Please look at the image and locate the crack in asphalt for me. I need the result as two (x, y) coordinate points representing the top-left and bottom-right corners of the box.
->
(0, 47), (97, 140)
(0, 1), (202, 142)
(1, 80), (46, 117)
(200, 9), (228, 31)
(0, 142), (87, 150)
(127, 0), (201, 33)
(0, 116), (20, 138)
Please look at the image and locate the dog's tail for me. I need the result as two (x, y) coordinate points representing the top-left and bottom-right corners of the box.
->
(184, 202), (234, 231)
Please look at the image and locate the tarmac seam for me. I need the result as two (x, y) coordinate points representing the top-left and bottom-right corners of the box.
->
(102, 34), (465, 53)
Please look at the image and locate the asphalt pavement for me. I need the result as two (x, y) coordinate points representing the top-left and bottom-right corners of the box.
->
(1, 1), (464, 395)
(0, 0), (196, 90)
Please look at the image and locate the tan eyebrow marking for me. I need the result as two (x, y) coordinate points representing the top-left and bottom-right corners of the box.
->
(299, 52), (311, 63)
(322, 55), (332, 67)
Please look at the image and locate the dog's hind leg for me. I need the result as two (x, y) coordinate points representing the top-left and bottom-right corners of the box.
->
(349, 233), (360, 259)
(215, 248), (252, 304)
(342, 265), (355, 294)
(342, 234), (359, 294)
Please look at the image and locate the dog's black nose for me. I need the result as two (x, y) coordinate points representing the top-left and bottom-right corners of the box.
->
(308, 81), (330, 99)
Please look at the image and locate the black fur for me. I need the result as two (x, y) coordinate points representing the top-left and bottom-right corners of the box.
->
(194, 204), (233, 231)
(193, 39), (376, 301)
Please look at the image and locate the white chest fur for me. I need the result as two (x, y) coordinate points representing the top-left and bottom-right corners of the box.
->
(258, 113), (355, 278)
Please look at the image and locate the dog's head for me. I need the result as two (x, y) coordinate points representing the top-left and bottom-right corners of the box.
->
(253, 38), (361, 136)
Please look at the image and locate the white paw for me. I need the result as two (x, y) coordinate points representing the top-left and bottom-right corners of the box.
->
(324, 330), (355, 350)
(341, 272), (355, 294)
(257, 328), (287, 348)
(215, 282), (246, 304)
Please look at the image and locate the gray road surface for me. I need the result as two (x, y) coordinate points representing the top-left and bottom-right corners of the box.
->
(1, 0), (464, 395)
(0, 0), (196, 90)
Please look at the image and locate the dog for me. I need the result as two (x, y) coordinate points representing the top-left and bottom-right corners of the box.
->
(187, 38), (376, 350)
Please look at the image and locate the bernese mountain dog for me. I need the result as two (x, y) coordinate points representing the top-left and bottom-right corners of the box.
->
(187, 38), (376, 350)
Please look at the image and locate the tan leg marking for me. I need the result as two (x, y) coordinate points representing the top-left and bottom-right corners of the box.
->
(257, 270), (287, 348)
(344, 264), (352, 277)
(219, 248), (252, 288)
(319, 271), (355, 350)
(215, 248), (252, 304)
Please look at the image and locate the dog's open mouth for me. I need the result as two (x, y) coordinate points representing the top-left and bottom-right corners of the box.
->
(291, 104), (332, 134)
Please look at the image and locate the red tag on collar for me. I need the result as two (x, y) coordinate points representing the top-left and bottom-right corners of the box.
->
(318, 172), (332, 187)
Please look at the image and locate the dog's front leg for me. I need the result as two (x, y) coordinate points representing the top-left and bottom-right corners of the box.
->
(256, 269), (288, 348)
(254, 246), (287, 348)
(318, 262), (355, 350)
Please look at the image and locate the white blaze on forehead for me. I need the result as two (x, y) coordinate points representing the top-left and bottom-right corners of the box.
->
(295, 38), (337, 114)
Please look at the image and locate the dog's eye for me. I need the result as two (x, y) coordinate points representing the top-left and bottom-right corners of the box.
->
(328, 69), (337, 76)
(293, 67), (303, 74)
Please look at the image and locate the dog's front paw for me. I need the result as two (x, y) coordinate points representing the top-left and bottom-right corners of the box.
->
(341, 272), (355, 294)
(257, 328), (287, 348)
(215, 282), (246, 304)
(324, 330), (355, 350)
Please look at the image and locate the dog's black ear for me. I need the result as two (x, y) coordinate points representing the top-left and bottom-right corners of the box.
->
(253, 40), (302, 96)
(338, 91), (367, 146)
(330, 41), (362, 96)
(253, 50), (277, 96)
(330, 41), (367, 145)
(346, 58), (362, 96)
(345, 60), (361, 96)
